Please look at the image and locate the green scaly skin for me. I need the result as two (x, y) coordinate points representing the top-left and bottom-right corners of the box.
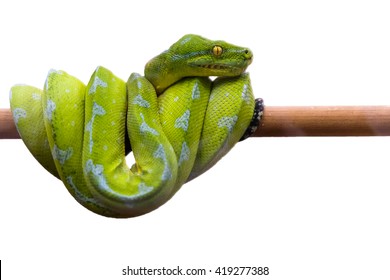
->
(9, 34), (256, 218)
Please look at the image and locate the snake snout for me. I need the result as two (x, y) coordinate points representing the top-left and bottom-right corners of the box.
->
(243, 48), (253, 61)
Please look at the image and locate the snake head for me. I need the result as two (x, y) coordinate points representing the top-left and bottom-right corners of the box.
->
(145, 34), (253, 94)
(173, 34), (253, 76)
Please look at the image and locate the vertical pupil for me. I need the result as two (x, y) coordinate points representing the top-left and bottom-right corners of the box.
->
(214, 46), (222, 56)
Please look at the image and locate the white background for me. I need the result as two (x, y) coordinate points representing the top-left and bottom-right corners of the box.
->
(1, 0), (390, 279)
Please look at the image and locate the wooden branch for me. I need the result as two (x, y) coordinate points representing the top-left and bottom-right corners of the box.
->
(0, 108), (19, 139)
(255, 105), (390, 137)
(1, 106), (390, 139)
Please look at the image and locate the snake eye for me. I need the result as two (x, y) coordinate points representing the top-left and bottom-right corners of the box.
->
(212, 45), (223, 56)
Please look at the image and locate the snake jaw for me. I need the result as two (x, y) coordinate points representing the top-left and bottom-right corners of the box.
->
(193, 63), (244, 72)
(188, 50), (253, 77)
(188, 59), (251, 77)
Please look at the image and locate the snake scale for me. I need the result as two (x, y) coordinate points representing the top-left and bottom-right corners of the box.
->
(9, 34), (263, 218)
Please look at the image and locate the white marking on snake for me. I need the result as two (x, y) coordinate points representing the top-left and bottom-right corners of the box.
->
(52, 145), (73, 165)
(218, 115), (238, 132)
(65, 89), (70, 93)
(93, 102), (106, 115)
(128, 73), (140, 83)
(12, 108), (26, 124)
(174, 96), (179, 102)
(161, 161), (172, 181)
(135, 182), (154, 197)
(241, 84), (251, 104)
(180, 36), (192, 45)
(174, 110), (190, 131)
(45, 69), (63, 90)
(191, 82), (200, 99)
(178, 141), (190, 166)
(89, 76), (107, 94)
(48, 69), (63, 75)
(32, 93), (41, 100)
(153, 144), (166, 159)
(85, 159), (110, 190)
(45, 99), (56, 121)
(153, 144), (172, 181)
(140, 113), (159, 135)
(172, 50), (208, 61)
(66, 176), (99, 204)
(133, 94), (150, 108)
(86, 102), (106, 153)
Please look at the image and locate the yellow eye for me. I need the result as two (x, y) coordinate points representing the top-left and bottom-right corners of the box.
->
(212, 45), (223, 56)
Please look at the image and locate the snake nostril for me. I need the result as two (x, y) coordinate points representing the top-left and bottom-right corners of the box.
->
(244, 49), (253, 60)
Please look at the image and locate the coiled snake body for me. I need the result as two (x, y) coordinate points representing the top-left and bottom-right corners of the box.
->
(9, 34), (262, 218)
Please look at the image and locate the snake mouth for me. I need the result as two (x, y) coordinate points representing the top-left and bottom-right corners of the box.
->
(195, 64), (236, 70)
(192, 63), (247, 75)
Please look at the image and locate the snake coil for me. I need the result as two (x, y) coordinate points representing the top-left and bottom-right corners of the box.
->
(9, 34), (262, 218)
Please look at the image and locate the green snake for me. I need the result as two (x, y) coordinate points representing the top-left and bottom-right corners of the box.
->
(9, 34), (263, 218)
